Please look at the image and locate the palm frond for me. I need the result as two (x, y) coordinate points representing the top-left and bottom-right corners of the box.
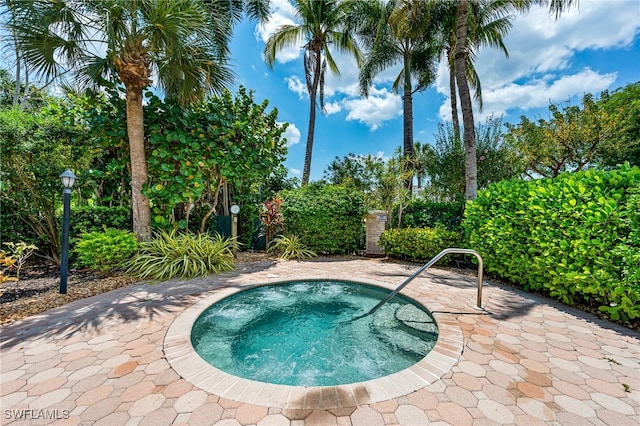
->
(304, 49), (316, 95)
(264, 25), (303, 69)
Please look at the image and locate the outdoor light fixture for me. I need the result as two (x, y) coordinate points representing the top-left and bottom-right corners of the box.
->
(59, 169), (77, 294)
(60, 169), (77, 190)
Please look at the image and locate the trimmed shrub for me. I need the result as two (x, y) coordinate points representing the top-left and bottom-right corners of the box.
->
(378, 227), (462, 263)
(462, 165), (640, 321)
(125, 230), (236, 280)
(280, 184), (365, 255)
(395, 200), (465, 232)
(75, 229), (138, 272)
(604, 186), (640, 320)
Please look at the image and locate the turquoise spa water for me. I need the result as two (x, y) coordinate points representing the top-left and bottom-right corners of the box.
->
(191, 280), (438, 386)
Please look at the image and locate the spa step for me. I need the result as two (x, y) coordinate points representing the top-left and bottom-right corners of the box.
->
(371, 303), (437, 357)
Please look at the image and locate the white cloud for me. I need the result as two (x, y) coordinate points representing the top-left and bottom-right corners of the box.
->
(286, 76), (307, 99)
(476, 69), (616, 120)
(436, 0), (639, 122)
(256, 0), (301, 64)
(343, 88), (402, 130)
(323, 101), (342, 115)
(280, 122), (301, 146)
(290, 168), (301, 175)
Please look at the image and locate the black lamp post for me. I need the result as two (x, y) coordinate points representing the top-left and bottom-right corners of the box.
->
(59, 169), (77, 294)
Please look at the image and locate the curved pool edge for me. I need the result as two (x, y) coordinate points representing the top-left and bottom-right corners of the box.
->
(164, 278), (464, 409)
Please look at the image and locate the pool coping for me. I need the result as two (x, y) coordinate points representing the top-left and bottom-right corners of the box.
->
(164, 277), (464, 410)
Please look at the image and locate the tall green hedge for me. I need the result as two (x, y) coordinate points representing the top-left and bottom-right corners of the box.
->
(395, 200), (465, 232)
(280, 184), (365, 255)
(463, 165), (640, 321)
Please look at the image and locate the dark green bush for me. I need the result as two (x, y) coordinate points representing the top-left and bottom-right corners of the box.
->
(280, 184), (365, 255)
(378, 227), (462, 263)
(75, 229), (138, 272)
(395, 200), (465, 232)
(463, 165), (640, 321)
(71, 206), (132, 240)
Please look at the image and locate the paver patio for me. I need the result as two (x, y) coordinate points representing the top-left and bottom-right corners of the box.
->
(1, 257), (639, 425)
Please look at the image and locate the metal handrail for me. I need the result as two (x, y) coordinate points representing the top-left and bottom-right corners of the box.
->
(364, 248), (484, 317)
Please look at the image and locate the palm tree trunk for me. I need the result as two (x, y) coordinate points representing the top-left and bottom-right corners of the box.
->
(454, 0), (477, 200)
(402, 57), (414, 192)
(302, 52), (322, 186)
(448, 53), (461, 142)
(302, 95), (316, 185)
(402, 91), (415, 192)
(125, 86), (152, 241)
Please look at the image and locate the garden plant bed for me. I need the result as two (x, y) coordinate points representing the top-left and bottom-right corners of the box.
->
(0, 264), (137, 325)
(0, 252), (271, 325)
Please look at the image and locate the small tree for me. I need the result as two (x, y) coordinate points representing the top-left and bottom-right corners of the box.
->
(142, 87), (288, 233)
(322, 153), (384, 209)
(504, 93), (616, 178)
(423, 118), (522, 202)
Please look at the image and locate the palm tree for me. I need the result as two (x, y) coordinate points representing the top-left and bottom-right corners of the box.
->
(7, 0), (269, 241)
(264, 0), (362, 185)
(454, 0), (577, 200)
(442, 0), (513, 141)
(349, 0), (444, 191)
(412, 141), (433, 191)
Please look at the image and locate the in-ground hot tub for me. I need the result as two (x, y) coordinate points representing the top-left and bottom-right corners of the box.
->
(164, 278), (464, 409)
(191, 280), (438, 387)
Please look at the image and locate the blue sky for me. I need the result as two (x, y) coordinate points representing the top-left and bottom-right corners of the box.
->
(227, 0), (640, 182)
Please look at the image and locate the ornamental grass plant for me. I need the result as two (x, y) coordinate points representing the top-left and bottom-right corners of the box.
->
(126, 230), (237, 280)
(267, 235), (317, 260)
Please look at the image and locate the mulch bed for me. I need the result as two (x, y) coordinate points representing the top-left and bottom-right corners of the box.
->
(0, 252), (271, 326)
(0, 264), (137, 325)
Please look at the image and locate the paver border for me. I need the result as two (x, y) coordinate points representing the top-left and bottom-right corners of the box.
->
(164, 277), (464, 409)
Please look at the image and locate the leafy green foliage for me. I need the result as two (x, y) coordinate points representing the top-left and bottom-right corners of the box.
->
(125, 231), (236, 280)
(599, 82), (640, 167)
(322, 153), (384, 209)
(267, 235), (317, 260)
(395, 200), (465, 232)
(71, 206), (132, 239)
(504, 92), (619, 178)
(603, 185), (640, 320)
(0, 106), (93, 260)
(280, 184), (365, 255)
(143, 87), (288, 232)
(423, 118), (524, 202)
(376, 152), (412, 228)
(463, 165), (640, 321)
(53, 91), (132, 207)
(75, 230), (138, 272)
(378, 227), (462, 263)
